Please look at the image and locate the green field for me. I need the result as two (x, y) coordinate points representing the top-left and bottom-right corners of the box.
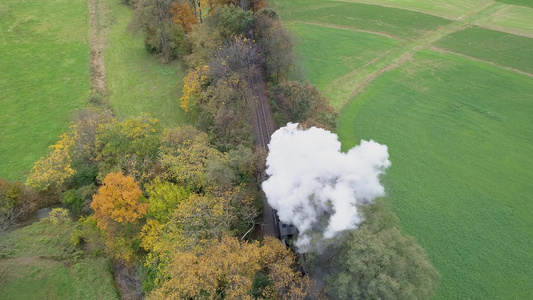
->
(333, 0), (492, 20)
(338, 50), (533, 299)
(497, 0), (533, 9)
(475, 4), (533, 37)
(104, 0), (187, 127)
(0, 221), (119, 299)
(291, 23), (400, 91)
(275, 0), (533, 298)
(274, 0), (451, 39)
(0, 0), (90, 180)
(434, 26), (533, 74)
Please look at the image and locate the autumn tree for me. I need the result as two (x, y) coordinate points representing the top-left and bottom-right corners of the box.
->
(159, 125), (207, 151)
(0, 180), (37, 236)
(180, 65), (210, 112)
(130, 0), (184, 62)
(26, 133), (76, 191)
(183, 23), (221, 67)
(207, 75), (254, 149)
(260, 237), (314, 299)
(91, 172), (148, 262)
(270, 80), (338, 131)
(205, 0), (239, 12)
(209, 37), (258, 81)
(94, 115), (161, 183)
(182, 40), (256, 149)
(70, 107), (113, 187)
(248, 0), (266, 12)
(170, 2), (197, 33)
(148, 235), (262, 299)
(159, 132), (226, 191)
(147, 235), (313, 299)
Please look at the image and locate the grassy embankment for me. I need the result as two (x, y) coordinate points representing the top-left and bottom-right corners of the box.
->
(275, 0), (533, 298)
(104, 0), (187, 127)
(0, 0), (90, 180)
(0, 221), (119, 299)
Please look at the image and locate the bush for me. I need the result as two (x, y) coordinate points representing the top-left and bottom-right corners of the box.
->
(62, 185), (97, 215)
(47, 208), (71, 225)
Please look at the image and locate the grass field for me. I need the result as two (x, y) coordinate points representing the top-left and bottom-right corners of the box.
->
(475, 4), (533, 37)
(434, 26), (533, 74)
(496, 0), (533, 9)
(273, 0), (451, 40)
(291, 23), (400, 91)
(275, 0), (533, 298)
(0, 0), (90, 180)
(333, 0), (492, 20)
(104, 0), (187, 127)
(337, 50), (533, 299)
(0, 221), (119, 299)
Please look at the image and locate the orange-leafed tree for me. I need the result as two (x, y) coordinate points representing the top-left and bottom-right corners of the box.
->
(91, 172), (148, 262)
(171, 3), (197, 33)
(91, 172), (148, 230)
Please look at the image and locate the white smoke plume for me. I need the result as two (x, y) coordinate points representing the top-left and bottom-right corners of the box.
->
(262, 123), (390, 252)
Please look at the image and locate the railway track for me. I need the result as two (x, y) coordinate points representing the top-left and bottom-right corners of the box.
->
(242, 4), (307, 274)
(246, 57), (279, 238)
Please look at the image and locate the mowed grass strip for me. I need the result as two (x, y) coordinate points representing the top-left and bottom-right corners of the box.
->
(291, 22), (400, 91)
(0, 221), (119, 299)
(104, 0), (187, 127)
(338, 50), (533, 299)
(497, 0), (533, 9)
(475, 4), (533, 37)
(331, 0), (491, 20)
(272, 0), (451, 40)
(434, 26), (533, 74)
(0, 0), (90, 180)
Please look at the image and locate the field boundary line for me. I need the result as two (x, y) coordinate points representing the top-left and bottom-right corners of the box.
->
(330, 0), (460, 20)
(474, 24), (533, 39)
(428, 46), (533, 78)
(289, 21), (403, 41)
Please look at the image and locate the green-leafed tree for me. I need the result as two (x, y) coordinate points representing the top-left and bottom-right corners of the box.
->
(145, 178), (190, 223)
(324, 202), (440, 300)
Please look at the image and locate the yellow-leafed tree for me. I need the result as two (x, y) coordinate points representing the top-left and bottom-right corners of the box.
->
(180, 65), (210, 112)
(148, 236), (313, 300)
(26, 133), (76, 191)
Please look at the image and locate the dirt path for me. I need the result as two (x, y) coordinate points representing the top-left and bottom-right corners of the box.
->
(89, 0), (107, 96)
(326, 2), (507, 109)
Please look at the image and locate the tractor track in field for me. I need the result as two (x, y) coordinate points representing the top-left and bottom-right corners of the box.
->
(89, 0), (107, 96)
(327, 2), (507, 109)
